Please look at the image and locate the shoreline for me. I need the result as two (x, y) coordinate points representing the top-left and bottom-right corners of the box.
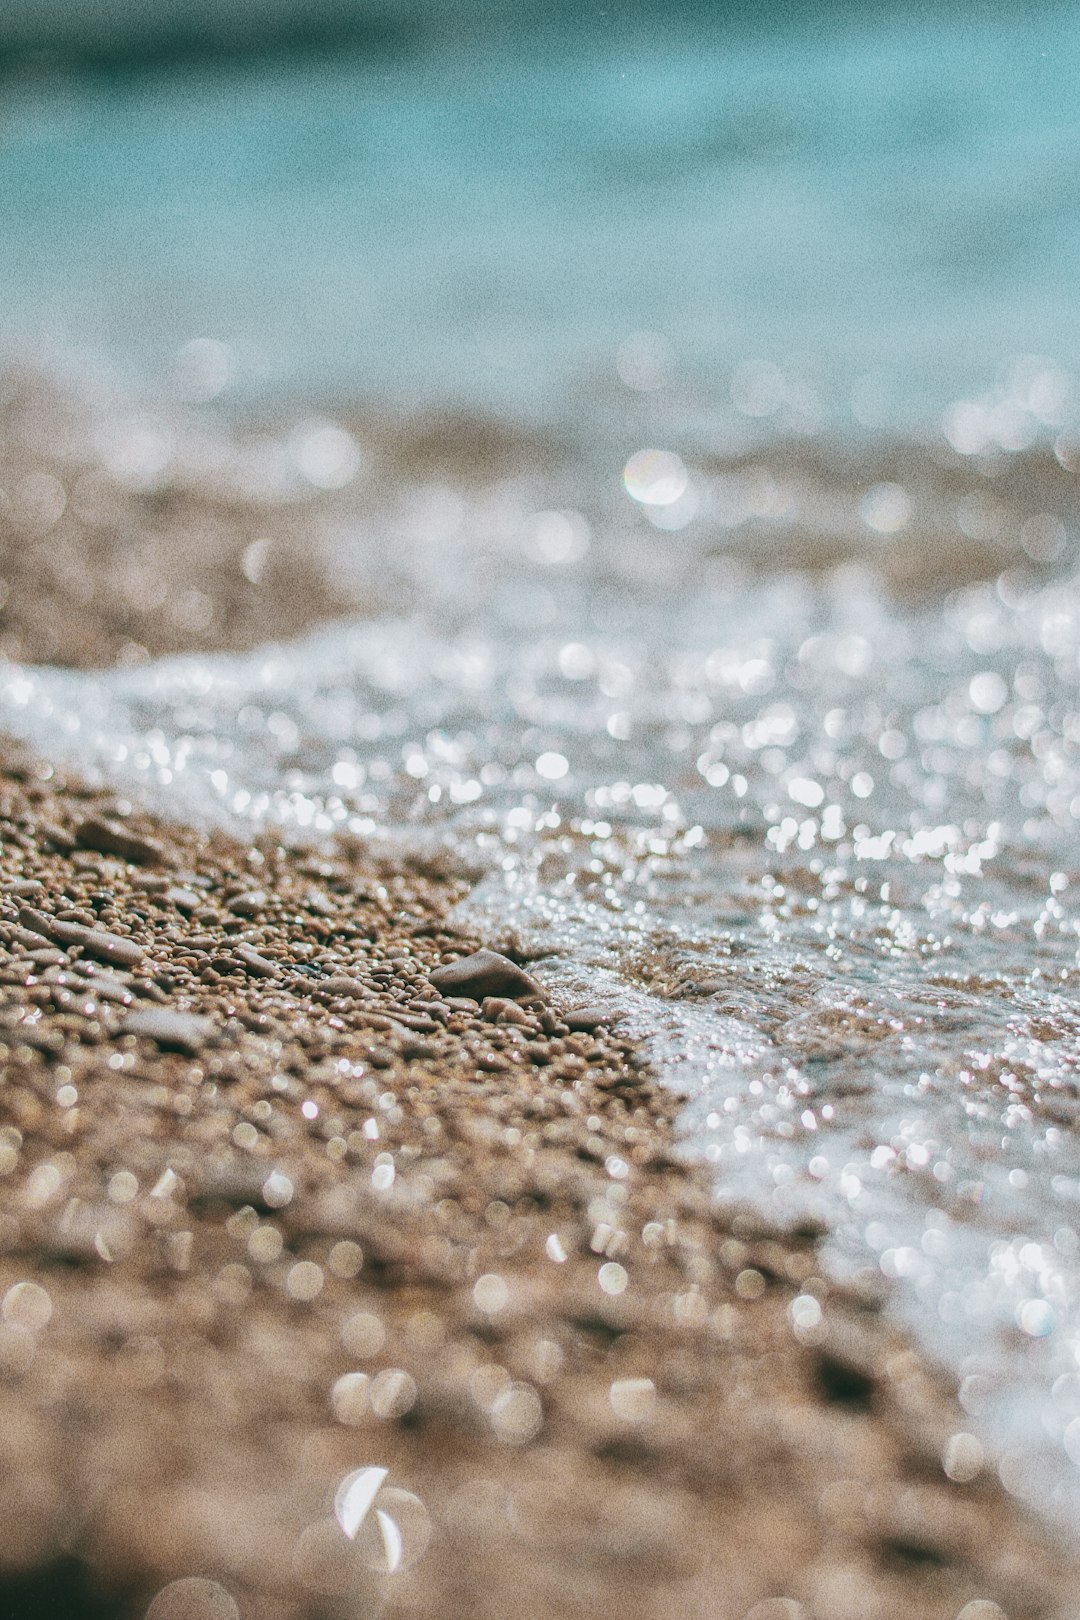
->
(0, 741), (1076, 1619)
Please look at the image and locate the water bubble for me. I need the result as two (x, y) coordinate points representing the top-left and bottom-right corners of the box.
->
(860, 482), (911, 534)
(969, 672), (1008, 715)
(598, 1262), (628, 1296)
(524, 509), (590, 565)
(98, 417), (173, 491)
(788, 1294), (822, 1335)
(473, 1273), (509, 1313)
(328, 1239), (364, 1278)
(369, 1368), (417, 1419)
(241, 537), (271, 585)
(942, 1432), (985, 1482)
(330, 1372), (371, 1425)
(341, 1311), (386, 1358)
(144, 1578), (239, 1620)
(1016, 1298), (1056, 1337)
(955, 1604), (1007, 1620)
(261, 1170), (293, 1209)
(623, 449), (688, 507)
(286, 1261), (324, 1302)
(745, 1602), (806, 1620)
(334, 1468), (431, 1574)
(247, 1226), (283, 1264)
(608, 1377), (657, 1421)
(489, 1382), (544, 1443)
(290, 419), (362, 489)
(536, 752), (568, 781)
(735, 1268), (766, 1300)
(2, 1282), (52, 1332)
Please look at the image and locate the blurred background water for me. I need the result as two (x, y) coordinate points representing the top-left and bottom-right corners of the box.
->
(6, 0), (1080, 1546)
(2, 0), (1080, 437)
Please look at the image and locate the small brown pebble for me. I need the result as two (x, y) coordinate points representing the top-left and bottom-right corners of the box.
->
(481, 996), (532, 1026)
(319, 975), (372, 998)
(429, 948), (542, 1003)
(7, 879), (43, 899)
(18, 906), (146, 967)
(166, 887), (202, 912)
(75, 813), (166, 867)
(122, 1008), (216, 1053)
(130, 873), (170, 893)
(234, 944), (279, 979)
(562, 1006), (625, 1032)
(81, 976), (134, 1005)
(391, 1012), (440, 1033)
(227, 891), (267, 917)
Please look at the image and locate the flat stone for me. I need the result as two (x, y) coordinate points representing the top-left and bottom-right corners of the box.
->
(428, 948), (542, 1003)
(391, 1011), (440, 1033)
(166, 887), (202, 912)
(75, 814), (166, 867)
(235, 943), (279, 979)
(563, 1006), (625, 1032)
(122, 1008), (216, 1053)
(7, 879), (43, 899)
(318, 975), (372, 998)
(227, 891), (267, 918)
(18, 906), (146, 967)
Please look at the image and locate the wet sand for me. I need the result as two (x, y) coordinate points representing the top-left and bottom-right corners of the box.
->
(1, 374), (1079, 1618)
(4, 368), (1079, 672)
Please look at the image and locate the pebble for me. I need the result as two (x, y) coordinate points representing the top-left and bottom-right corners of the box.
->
(122, 1008), (216, 1053)
(166, 887), (202, 912)
(6, 879), (43, 899)
(429, 948), (542, 1003)
(234, 944), (279, 979)
(563, 1007), (625, 1032)
(391, 1011), (441, 1033)
(481, 996), (533, 1026)
(227, 891), (267, 918)
(75, 814), (166, 867)
(18, 906), (146, 967)
(318, 975), (372, 998)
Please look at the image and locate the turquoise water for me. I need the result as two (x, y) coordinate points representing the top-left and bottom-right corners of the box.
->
(2, 7), (1080, 430)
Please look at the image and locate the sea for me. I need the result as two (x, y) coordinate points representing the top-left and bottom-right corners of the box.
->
(4, 0), (1080, 1537)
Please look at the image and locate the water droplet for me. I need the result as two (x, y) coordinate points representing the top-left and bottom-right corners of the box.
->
(623, 449), (688, 507)
(369, 1368), (417, 1419)
(330, 1372), (371, 1425)
(598, 1262), (628, 1296)
(2, 1282), (52, 1332)
(334, 1468), (431, 1574)
(608, 1377), (657, 1421)
(473, 1273), (509, 1313)
(144, 1577), (239, 1620)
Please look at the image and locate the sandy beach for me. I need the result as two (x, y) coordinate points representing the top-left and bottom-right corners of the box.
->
(1, 381), (1079, 1619)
